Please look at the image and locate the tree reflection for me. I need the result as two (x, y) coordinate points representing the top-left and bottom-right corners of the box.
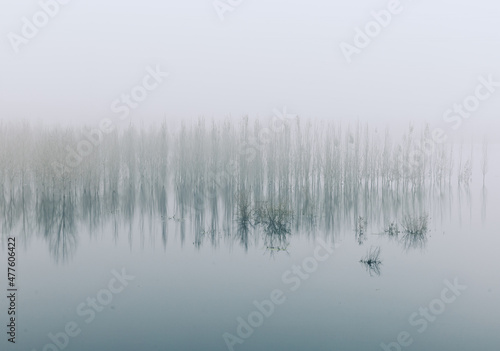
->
(0, 121), (485, 263)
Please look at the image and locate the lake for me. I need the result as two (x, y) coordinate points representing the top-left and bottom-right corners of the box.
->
(0, 122), (498, 351)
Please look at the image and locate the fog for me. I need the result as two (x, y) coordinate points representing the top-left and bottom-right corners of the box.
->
(1, 0), (500, 139)
(2, 2), (500, 350)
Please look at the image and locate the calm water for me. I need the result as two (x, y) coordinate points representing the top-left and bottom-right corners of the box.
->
(1, 140), (499, 351)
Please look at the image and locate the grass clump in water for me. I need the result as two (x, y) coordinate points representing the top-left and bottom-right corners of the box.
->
(360, 246), (382, 266)
(401, 215), (429, 235)
(359, 246), (382, 276)
(399, 214), (429, 251)
(384, 221), (400, 237)
(254, 202), (294, 235)
(236, 193), (253, 230)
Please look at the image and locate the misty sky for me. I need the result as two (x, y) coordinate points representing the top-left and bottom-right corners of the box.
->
(0, 0), (499, 141)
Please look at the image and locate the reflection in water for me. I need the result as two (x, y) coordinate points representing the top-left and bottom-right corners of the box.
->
(36, 189), (78, 263)
(384, 222), (400, 237)
(360, 246), (382, 277)
(0, 122), (483, 262)
(399, 231), (428, 252)
(398, 215), (429, 252)
(0, 178), (454, 262)
(262, 226), (290, 258)
(355, 216), (367, 245)
(481, 186), (487, 224)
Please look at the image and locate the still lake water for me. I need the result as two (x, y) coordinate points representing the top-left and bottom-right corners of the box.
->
(1, 144), (499, 351)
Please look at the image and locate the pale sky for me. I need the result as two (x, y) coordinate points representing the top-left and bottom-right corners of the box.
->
(0, 0), (499, 140)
